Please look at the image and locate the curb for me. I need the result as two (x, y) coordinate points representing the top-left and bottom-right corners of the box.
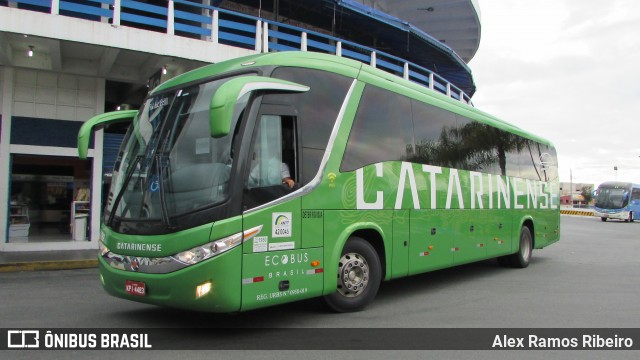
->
(560, 209), (594, 216)
(0, 259), (98, 273)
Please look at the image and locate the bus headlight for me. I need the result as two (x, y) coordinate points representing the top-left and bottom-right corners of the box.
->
(174, 233), (242, 265)
(99, 240), (110, 257)
(173, 225), (262, 266)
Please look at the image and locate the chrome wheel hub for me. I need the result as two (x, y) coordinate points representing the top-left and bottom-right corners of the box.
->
(337, 252), (369, 297)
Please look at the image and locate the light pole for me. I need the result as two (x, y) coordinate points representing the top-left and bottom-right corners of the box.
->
(570, 169), (573, 207)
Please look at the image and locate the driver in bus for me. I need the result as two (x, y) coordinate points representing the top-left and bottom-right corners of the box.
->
(280, 163), (295, 189)
(248, 154), (295, 189)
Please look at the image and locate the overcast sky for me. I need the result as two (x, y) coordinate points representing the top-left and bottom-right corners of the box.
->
(469, 0), (640, 187)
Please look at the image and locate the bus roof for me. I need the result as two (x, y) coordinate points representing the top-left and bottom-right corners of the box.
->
(598, 181), (640, 189)
(151, 51), (554, 148)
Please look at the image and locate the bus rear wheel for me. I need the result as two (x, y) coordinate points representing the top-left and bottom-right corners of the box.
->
(628, 212), (634, 223)
(498, 226), (532, 268)
(324, 236), (382, 312)
(601, 217), (607, 222)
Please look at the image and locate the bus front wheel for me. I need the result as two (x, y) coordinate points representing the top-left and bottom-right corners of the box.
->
(628, 212), (634, 223)
(324, 236), (382, 312)
(601, 217), (607, 222)
(498, 226), (532, 268)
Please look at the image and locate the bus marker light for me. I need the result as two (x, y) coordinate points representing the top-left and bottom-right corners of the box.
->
(196, 281), (212, 298)
(306, 268), (324, 274)
(311, 260), (320, 267)
(242, 276), (264, 285)
(420, 252), (430, 256)
(428, 246), (434, 250)
(451, 247), (459, 252)
(477, 243), (484, 248)
(243, 225), (263, 241)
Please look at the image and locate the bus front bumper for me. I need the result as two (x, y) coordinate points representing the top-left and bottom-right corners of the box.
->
(98, 247), (242, 313)
(595, 210), (629, 221)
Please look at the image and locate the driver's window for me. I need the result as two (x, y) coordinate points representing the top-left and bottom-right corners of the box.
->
(248, 115), (284, 188)
(244, 113), (297, 209)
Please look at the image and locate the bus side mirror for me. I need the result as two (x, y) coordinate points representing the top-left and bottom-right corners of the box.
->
(78, 110), (137, 159)
(209, 76), (309, 138)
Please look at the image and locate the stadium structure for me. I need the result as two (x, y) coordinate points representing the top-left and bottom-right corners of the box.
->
(0, 0), (481, 252)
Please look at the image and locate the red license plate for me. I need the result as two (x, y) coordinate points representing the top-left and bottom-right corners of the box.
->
(125, 280), (146, 297)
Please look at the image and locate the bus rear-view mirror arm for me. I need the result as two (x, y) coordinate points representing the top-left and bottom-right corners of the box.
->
(77, 110), (138, 159)
(209, 76), (309, 138)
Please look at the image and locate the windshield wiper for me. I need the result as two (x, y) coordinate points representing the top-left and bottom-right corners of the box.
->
(107, 155), (142, 227)
(155, 154), (175, 229)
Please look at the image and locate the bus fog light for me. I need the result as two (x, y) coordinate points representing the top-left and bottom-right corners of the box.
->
(196, 282), (212, 298)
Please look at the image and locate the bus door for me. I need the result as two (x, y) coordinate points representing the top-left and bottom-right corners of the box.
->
(631, 186), (640, 220)
(240, 104), (322, 310)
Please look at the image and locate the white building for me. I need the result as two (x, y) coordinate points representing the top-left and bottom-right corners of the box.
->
(0, 0), (481, 252)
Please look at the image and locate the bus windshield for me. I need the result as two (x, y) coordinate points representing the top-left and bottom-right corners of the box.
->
(595, 185), (630, 210)
(105, 77), (248, 233)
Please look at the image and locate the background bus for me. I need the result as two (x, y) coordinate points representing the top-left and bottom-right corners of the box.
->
(78, 51), (560, 313)
(594, 182), (640, 222)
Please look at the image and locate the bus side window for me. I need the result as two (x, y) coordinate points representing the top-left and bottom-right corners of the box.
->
(340, 85), (413, 172)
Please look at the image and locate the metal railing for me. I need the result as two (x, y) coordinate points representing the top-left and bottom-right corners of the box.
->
(3, 0), (473, 105)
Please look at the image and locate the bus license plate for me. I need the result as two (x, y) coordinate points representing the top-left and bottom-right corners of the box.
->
(125, 280), (146, 297)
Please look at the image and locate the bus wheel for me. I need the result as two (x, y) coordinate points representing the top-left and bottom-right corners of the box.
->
(499, 226), (532, 268)
(324, 237), (382, 312)
(629, 213), (634, 223)
(601, 217), (607, 222)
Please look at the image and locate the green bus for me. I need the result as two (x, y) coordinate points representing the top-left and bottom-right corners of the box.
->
(78, 51), (560, 313)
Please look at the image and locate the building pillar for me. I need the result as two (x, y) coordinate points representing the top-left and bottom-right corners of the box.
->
(90, 78), (106, 243)
(167, 0), (175, 36)
(0, 67), (15, 249)
(51, 0), (60, 15)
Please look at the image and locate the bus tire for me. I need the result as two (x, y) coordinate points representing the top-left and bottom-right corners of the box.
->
(629, 212), (634, 223)
(601, 217), (607, 222)
(496, 256), (511, 267)
(324, 236), (382, 312)
(500, 226), (533, 268)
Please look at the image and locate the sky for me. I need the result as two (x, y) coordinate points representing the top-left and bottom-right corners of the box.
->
(469, 0), (640, 188)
